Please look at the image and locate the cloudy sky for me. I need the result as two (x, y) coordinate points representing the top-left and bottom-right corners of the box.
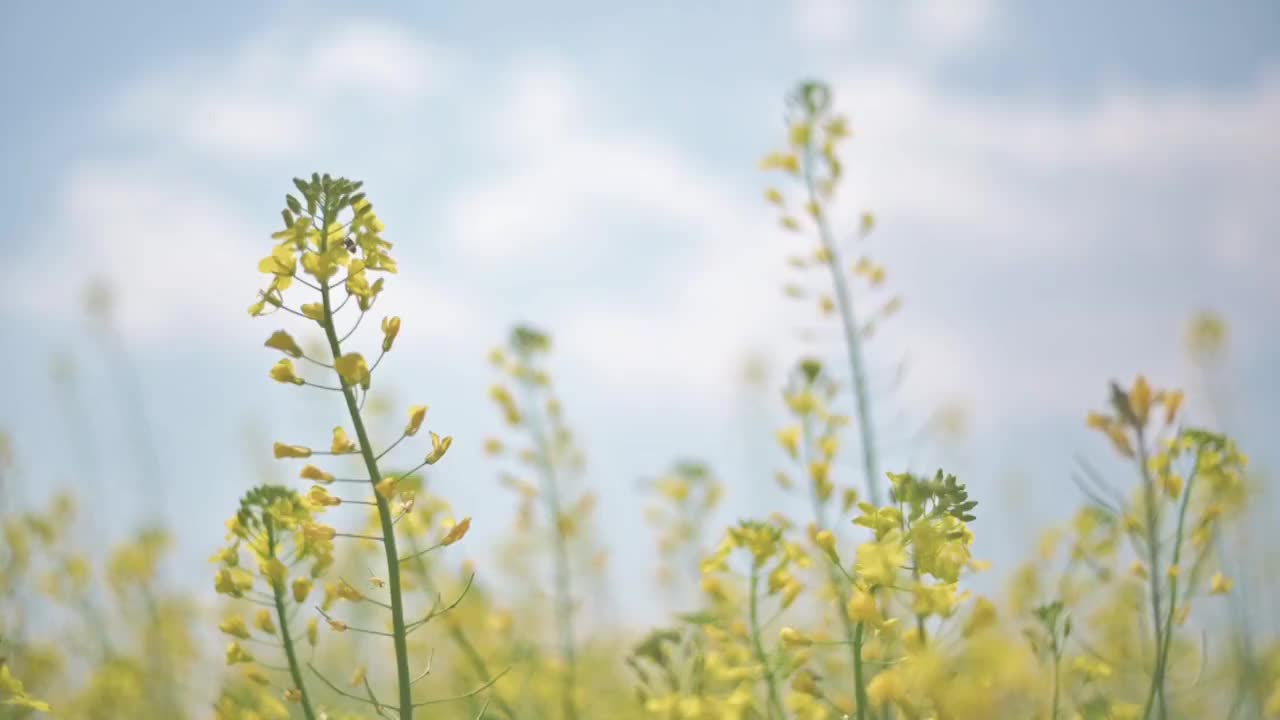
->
(3, 0), (1278, 621)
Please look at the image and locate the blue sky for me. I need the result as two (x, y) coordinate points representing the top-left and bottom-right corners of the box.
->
(2, 1), (1278, 623)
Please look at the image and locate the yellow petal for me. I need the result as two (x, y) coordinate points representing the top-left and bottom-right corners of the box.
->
(405, 405), (427, 437)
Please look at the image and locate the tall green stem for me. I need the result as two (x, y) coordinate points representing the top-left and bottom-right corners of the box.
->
(801, 145), (882, 507)
(1134, 428), (1167, 720)
(520, 376), (578, 720)
(317, 208), (414, 720)
(853, 622), (868, 720)
(748, 561), (784, 720)
(1050, 634), (1062, 720)
(1143, 467), (1198, 720)
(266, 523), (316, 720)
(801, 416), (863, 692)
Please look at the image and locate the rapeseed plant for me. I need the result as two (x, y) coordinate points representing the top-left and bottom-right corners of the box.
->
(240, 174), (500, 719)
(761, 81), (903, 509)
(642, 461), (724, 600)
(486, 326), (608, 720)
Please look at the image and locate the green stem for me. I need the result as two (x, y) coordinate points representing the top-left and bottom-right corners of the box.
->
(1134, 428), (1167, 720)
(1050, 636), (1062, 720)
(317, 209), (414, 720)
(801, 415), (863, 693)
(267, 523), (317, 720)
(1143, 466), (1198, 720)
(519, 375), (578, 720)
(748, 561), (784, 720)
(801, 143), (882, 507)
(853, 622), (868, 720)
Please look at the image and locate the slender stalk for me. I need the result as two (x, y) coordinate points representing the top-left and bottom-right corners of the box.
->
(1143, 466), (1198, 720)
(748, 561), (785, 720)
(800, 143), (882, 507)
(317, 208), (414, 720)
(267, 523), (317, 720)
(1134, 427), (1167, 720)
(801, 415), (863, 691)
(853, 622), (868, 720)
(1049, 631), (1062, 720)
(519, 376), (578, 720)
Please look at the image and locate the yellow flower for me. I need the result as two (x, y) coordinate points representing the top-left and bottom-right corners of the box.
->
(963, 596), (997, 636)
(307, 618), (318, 646)
(760, 151), (800, 174)
(261, 557), (288, 587)
(255, 608), (277, 635)
(846, 591), (879, 623)
(331, 426), (356, 453)
(215, 568), (247, 597)
(226, 642), (255, 665)
(1210, 572), (1233, 595)
(426, 431), (453, 464)
(776, 426), (800, 460)
(375, 476), (398, 499)
(326, 618), (348, 632)
(301, 303), (325, 322)
(304, 524), (336, 541)
(866, 669), (903, 708)
(300, 464), (333, 483)
(258, 244), (296, 279)
(381, 316), (401, 352)
(246, 669), (270, 686)
(264, 330), (304, 358)
(405, 405), (427, 437)
(219, 615), (251, 639)
(1131, 375), (1152, 426)
(292, 576), (313, 603)
(442, 517), (471, 546)
(336, 580), (363, 602)
(779, 627), (812, 647)
(856, 536), (905, 588)
(813, 529), (837, 560)
(270, 359), (305, 385)
(274, 443), (312, 459)
(335, 352), (371, 388)
(781, 579), (802, 609)
(284, 688), (302, 703)
(1164, 389), (1184, 424)
(307, 486), (341, 508)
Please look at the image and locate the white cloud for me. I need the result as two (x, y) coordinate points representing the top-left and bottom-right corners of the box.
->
(792, 0), (856, 44)
(441, 57), (1280, 430)
(908, 0), (995, 51)
(110, 20), (448, 160)
(13, 163), (263, 342)
(827, 65), (1280, 261)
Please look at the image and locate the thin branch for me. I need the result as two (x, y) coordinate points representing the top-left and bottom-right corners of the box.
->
(413, 668), (511, 709)
(309, 663), (393, 710)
